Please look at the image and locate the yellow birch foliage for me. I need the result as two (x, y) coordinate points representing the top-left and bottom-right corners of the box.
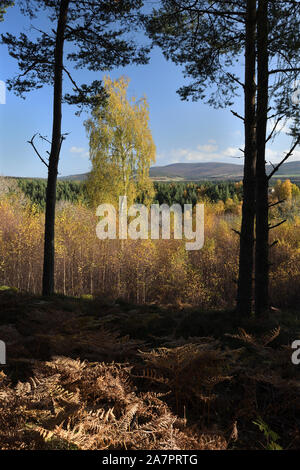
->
(85, 76), (156, 208)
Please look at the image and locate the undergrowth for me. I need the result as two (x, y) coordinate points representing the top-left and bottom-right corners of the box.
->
(1, 290), (300, 450)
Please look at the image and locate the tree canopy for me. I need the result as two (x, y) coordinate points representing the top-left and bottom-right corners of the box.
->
(1, 0), (150, 110)
(0, 1), (14, 22)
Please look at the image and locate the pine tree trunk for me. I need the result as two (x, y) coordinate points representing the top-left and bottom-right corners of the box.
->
(236, 0), (257, 316)
(42, 0), (69, 296)
(255, 0), (269, 317)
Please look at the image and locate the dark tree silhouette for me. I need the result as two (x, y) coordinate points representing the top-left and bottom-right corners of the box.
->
(236, 0), (256, 317)
(254, 0), (300, 316)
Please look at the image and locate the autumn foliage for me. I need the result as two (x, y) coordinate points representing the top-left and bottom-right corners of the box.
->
(0, 179), (300, 309)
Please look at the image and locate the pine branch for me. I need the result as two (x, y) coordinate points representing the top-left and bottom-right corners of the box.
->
(269, 67), (300, 75)
(268, 137), (300, 179)
(268, 199), (285, 208)
(27, 134), (49, 168)
(231, 110), (245, 121)
(266, 117), (283, 144)
(268, 220), (287, 230)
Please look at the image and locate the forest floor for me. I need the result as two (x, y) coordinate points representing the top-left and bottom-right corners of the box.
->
(0, 286), (300, 450)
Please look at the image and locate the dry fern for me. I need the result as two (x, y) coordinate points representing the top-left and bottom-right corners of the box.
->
(226, 327), (280, 349)
(0, 356), (226, 450)
(136, 342), (231, 412)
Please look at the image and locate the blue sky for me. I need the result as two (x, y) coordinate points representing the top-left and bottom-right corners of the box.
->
(0, 3), (298, 178)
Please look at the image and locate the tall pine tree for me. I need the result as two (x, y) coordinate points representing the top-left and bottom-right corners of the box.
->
(2, 0), (150, 295)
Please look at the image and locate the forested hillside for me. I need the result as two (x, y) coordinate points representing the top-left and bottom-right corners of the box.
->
(15, 178), (244, 209)
(11, 177), (300, 212)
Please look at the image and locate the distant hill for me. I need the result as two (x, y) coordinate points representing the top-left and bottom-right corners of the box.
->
(149, 162), (244, 180)
(59, 172), (89, 182)
(268, 160), (300, 177)
(59, 161), (300, 182)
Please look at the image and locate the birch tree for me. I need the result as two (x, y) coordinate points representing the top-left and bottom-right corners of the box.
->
(85, 75), (156, 209)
